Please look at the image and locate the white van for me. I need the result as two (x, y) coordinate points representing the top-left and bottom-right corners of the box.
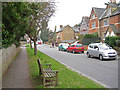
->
(87, 43), (117, 60)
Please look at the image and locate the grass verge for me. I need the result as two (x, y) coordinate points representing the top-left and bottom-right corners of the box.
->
(26, 47), (105, 88)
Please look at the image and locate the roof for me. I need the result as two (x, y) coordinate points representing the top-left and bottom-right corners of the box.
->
(57, 25), (79, 33)
(100, 2), (120, 19)
(93, 7), (106, 18)
(62, 40), (76, 43)
(106, 24), (120, 34)
(72, 27), (79, 33)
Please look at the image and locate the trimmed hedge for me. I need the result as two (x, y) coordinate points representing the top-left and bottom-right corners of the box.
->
(105, 36), (120, 47)
(82, 38), (99, 45)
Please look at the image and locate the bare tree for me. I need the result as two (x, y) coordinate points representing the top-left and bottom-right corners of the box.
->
(26, 1), (56, 55)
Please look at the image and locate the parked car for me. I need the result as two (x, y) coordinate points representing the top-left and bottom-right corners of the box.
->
(36, 40), (42, 45)
(87, 43), (117, 60)
(67, 44), (84, 53)
(58, 43), (69, 51)
(38, 42), (42, 44)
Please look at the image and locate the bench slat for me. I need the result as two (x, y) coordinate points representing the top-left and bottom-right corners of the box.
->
(37, 59), (58, 87)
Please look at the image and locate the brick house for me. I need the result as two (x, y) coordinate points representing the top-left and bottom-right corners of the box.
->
(79, 16), (89, 34)
(105, 24), (120, 38)
(56, 25), (79, 43)
(99, 0), (120, 40)
(89, 7), (105, 36)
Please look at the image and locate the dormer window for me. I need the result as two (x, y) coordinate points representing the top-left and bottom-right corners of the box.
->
(92, 14), (95, 19)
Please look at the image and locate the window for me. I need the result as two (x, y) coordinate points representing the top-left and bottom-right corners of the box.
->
(92, 14), (95, 19)
(76, 44), (83, 47)
(72, 45), (75, 47)
(104, 20), (108, 26)
(94, 45), (98, 49)
(92, 22), (96, 28)
(89, 45), (93, 48)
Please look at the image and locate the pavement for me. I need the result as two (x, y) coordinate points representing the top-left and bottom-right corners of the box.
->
(2, 47), (32, 88)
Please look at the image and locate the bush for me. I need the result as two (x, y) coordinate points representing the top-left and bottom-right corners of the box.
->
(84, 33), (98, 38)
(82, 37), (99, 45)
(105, 36), (120, 47)
(116, 40), (120, 47)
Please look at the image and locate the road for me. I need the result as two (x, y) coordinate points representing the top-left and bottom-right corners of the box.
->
(37, 44), (118, 88)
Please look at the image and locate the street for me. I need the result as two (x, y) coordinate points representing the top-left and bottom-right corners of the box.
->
(37, 44), (118, 88)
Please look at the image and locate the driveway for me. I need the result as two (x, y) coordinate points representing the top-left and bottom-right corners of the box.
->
(37, 44), (118, 88)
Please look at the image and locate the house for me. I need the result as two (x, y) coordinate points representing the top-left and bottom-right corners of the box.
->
(56, 25), (79, 43)
(79, 16), (89, 35)
(89, 7), (105, 36)
(99, 0), (120, 40)
(104, 24), (120, 39)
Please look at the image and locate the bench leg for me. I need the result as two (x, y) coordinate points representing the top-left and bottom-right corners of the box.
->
(43, 77), (45, 87)
(56, 72), (58, 86)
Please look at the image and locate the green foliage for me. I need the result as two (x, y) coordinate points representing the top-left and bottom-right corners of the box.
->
(78, 34), (84, 41)
(2, 2), (30, 48)
(116, 40), (120, 47)
(2, 2), (56, 50)
(81, 33), (99, 45)
(84, 33), (98, 38)
(82, 38), (99, 45)
(105, 36), (120, 47)
(26, 44), (30, 47)
(40, 29), (49, 43)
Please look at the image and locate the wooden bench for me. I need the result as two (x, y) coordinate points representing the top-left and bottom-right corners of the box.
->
(37, 59), (58, 87)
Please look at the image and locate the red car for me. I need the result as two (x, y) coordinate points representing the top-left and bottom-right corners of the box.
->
(67, 44), (84, 53)
(38, 42), (42, 44)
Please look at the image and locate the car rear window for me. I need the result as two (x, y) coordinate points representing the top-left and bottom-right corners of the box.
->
(76, 44), (83, 47)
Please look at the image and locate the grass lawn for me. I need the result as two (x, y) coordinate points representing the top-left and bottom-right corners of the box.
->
(26, 47), (105, 88)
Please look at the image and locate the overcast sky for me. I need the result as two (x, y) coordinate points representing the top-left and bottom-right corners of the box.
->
(48, 0), (119, 31)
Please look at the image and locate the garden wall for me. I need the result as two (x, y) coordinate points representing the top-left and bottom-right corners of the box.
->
(0, 44), (20, 78)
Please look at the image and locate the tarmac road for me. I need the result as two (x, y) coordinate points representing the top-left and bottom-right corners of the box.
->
(37, 44), (118, 88)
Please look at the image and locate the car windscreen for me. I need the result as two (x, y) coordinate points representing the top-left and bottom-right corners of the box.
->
(99, 44), (110, 50)
(76, 44), (83, 47)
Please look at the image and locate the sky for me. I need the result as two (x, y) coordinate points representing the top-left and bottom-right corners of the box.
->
(48, 0), (119, 31)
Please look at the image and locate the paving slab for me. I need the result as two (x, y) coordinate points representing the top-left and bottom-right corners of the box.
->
(2, 47), (32, 88)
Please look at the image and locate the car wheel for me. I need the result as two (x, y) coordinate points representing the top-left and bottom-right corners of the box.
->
(113, 58), (116, 60)
(87, 52), (91, 58)
(59, 48), (60, 51)
(73, 50), (75, 54)
(82, 51), (84, 53)
(99, 55), (103, 61)
(67, 50), (69, 52)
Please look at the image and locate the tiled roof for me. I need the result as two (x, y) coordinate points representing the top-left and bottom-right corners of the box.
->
(106, 24), (120, 34)
(62, 40), (76, 43)
(72, 27), (79, 33)
(93, 7), (106, 18)
(109, 24), (120, 34)
(100, 3), (120, 19)
(57, 25), (79, 33)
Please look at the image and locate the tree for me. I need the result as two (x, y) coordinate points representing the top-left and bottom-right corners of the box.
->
(40, 20), (49, 43)
(2, 2), (30, 48)
(53, 26), (57, 42)
(25, 2), (56, 55)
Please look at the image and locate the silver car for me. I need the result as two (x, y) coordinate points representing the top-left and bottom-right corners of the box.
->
(87, 43), (117, 60)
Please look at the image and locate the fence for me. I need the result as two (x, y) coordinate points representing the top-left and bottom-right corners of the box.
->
(0, 44), (20, 78)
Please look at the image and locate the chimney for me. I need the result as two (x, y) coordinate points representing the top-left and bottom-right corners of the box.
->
(60, 25), (63, 28)
(75, 24), (78, 28)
